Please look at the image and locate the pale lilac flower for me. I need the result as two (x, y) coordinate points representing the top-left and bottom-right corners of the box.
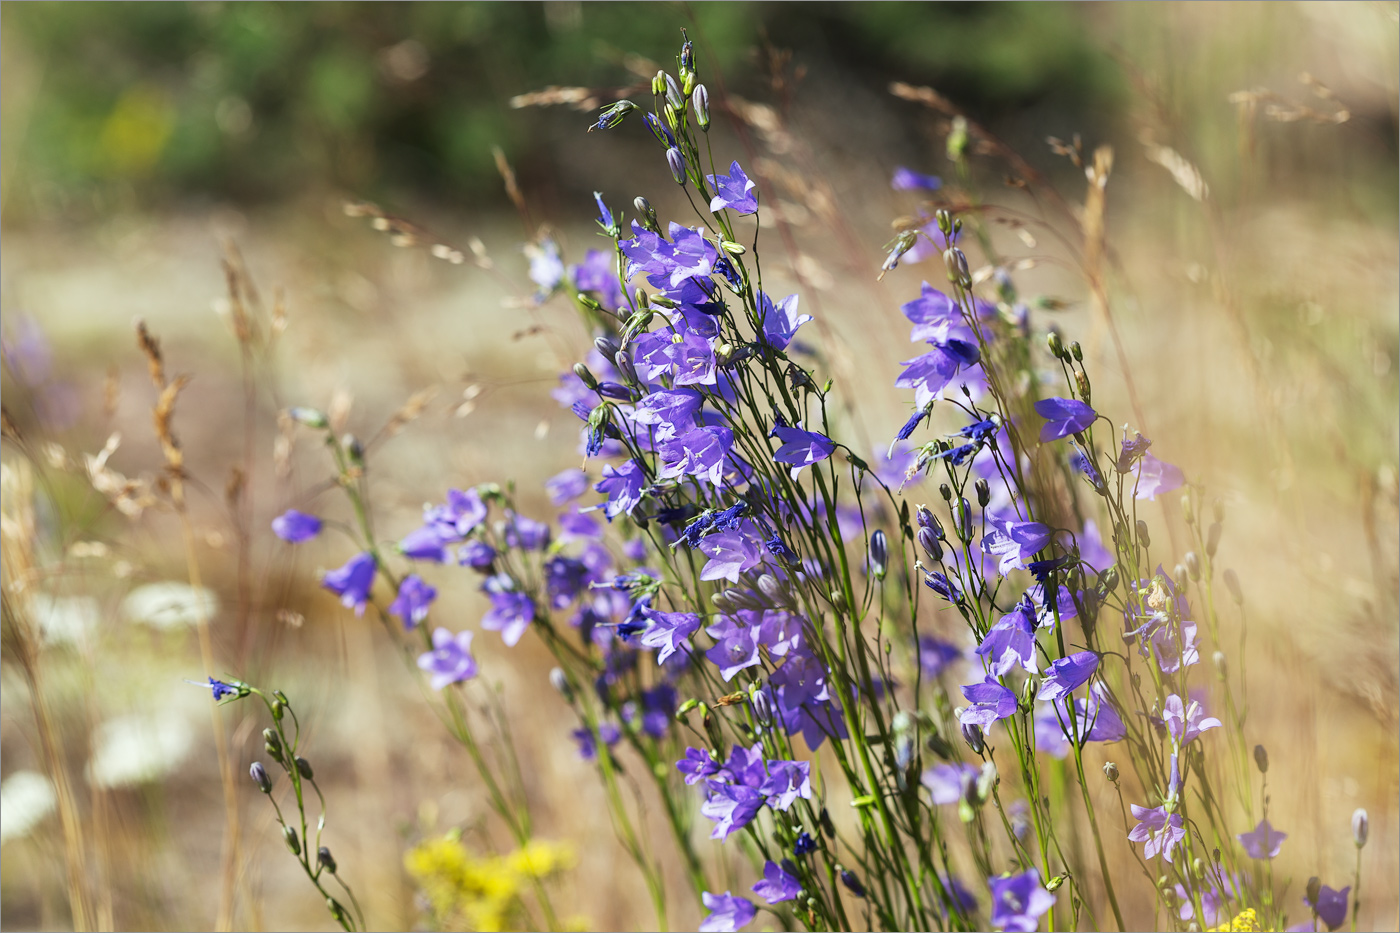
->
(698, 528), (764, 583)
(1238, 819), (1286, 859)
(919, 635), (963, 678)
(570, 248), (625, 312)
(1034, 397), (1096, 442)
(658, 426), (734, 486)
(481, 579), (535, 647)
(1037, 651), (1098, 702)
(417, 628), (477, 690)
(1130, 805), (1187, 862)
(699, 891), (756, 932)
(638, 608), (700, 664)
(988, 870), (1056, 932)
(959, 677), (1019, 728)
(897, 342), (981, 408)
(631, 388), (704, 441)
(981, 518), (1052, 575)
(1133, 452), (1184, 500)
(546, 469), (589, 505)
(701, 782), (764, 840)
(672, 332), (718, 386)
(753, 860), (802, 904)
(596, 459), (647, 518)
(755, 291), (811, 350)
(272, 509), (322, 543)
(321, 552), (376, 616)
(1162, 693), (1222, 746)
(399, 524), (451, 562)
(922, 762), (979, 805)
(706, 615), (761, 681)
(1302, 884), (1350, 932)
(757, 759), (811, 811)
(1078, 518), (1114, 572)
(389, 574), (438, 629)
(707, 161), (759, 214)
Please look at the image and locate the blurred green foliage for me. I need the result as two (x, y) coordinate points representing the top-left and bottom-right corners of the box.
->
(3, 2), (1110, 214)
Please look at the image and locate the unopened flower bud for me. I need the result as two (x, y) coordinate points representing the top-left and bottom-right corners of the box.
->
(955, 497), (973, 543)
(318, 846), (337, 874)
(1184, 551), (1201, 580)
(283, 825), (301, 856)
(1182, 494), (1195, 525)
(935, 209), (955, 236)
(869, 530), (888, 580)
(549, 667), (574, 703)
(916, 505), (934, 529)
(1103, 761), (1119, 782)
(1070, 341), (1083, 363)
(840, 869), (867, 898)
(634, 196), (660, 234)
(1075, 370), (1091, 405)
(962, 722), (984, 755)
(692, 84), (710, 131)
(664, 72), (684, 110)
(939, 483), (952, 501)
(288, 407), (329, 429)
(1206, 521), (1222, 558)
(1353, 808), (1369, 847)
(1020, 677), (1038, 708)
(1306, 876), (1322, 906)
(1174, 563), (1188, 585)
(1253, 744), (1269, 774)
(263, 728), (282, 756)
(943, 247), (971, 287)
(341, 434), (363, 466)
(1213, 651), (1227, 677)
(666, 147), (686, 186)
(1047, 330), (1064, 359)
(1046, 875), (1066, 892)
(917, 526), (943, 563)
(1136, 520), (1151, 549)
(1223, 569), (1242, 605)
(573, 363), (599, 390)
(651, 70), (666, 98)
(295, 756), (314, 780)
(250, 761), (272, 793)
(975, 478), (990, 508)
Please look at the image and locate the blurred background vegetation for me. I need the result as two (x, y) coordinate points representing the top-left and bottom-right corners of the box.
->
(1, 3), (1397, 932)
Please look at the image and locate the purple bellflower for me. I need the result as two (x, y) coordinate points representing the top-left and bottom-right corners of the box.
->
(976, 599), (1039, 676)
(417, 628), (477, 690)
(638, 608), (701, 664)
(922, 762), (979, 805)
(701, 782), (764, 840)
(698, 528), (764, 583)
(959, 677), (1019, 728)
(707, 161), (759, 214)
(322, 552), (376, 616)
(1162, 693), (1223, 746)
(1037, 651), (1099, 702)
(753, 860), (802, 904)
(677, 747), (721, 785)
(699, 891), (756, 932)
(771, 424), (835, 477)
(1238, 819), (1287, 859)
(706, 615), (761, 681)
(389, 574), (438, 629)
(481, 578), (535, 647)
(1133, 452), (1185, 500)
(988, 870), (1056, 933)
(272, 509), (322, 543)
(546, 468), (589, 505)
(981, 518), (1053, 575)
(755, 291), (812, 351)
(1034, 397), (1096, 442)
(596, 460), (646, 518)
(658, 426), (734, 486)
(1301, 884), (1350, 932)
(1129, 805), (1187, 862)
(891, 166), (943, 191)
(919, 634), (963, 678)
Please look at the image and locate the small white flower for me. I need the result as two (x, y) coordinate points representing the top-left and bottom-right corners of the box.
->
(122, 582), (218, 630)
(87, 714), (194, 788)
(1, 771), (57, 844)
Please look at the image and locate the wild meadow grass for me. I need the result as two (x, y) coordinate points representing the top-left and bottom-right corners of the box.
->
(2, 14), (1396, 933)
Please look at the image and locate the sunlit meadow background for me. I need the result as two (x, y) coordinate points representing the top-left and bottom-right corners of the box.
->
(1, 3), (1396, 930)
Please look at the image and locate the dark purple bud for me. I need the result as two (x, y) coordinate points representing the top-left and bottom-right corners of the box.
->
(955, 497), (972, 543)
(840, 870), (866, 898)
(250, 761), (271, 793)
(962, 722), (984, 754)
(596, 382), (635, 401)
(868, 530), (888, 579)
(666, 147), (686, 186)
(975, 478), (990, 508)
(643, 111), (676, 148)
(918, 526), (943, 563)
(794, 832), (817, 856)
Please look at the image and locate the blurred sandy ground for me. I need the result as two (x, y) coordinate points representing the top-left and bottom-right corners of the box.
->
(2, 3), (1397, 931)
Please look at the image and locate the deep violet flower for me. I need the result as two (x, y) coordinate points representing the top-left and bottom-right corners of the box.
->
(752, 860), (802, 904)
(1034, 397), (1096, 442)
(271, 509), (322, 543)
(321, 552), (377, 616)
(699, 891), (756, 932)
(389, 574), (438, 629)
(707, 161), (759, 214)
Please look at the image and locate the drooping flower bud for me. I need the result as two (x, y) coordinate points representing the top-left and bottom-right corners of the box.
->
(573, 363), (599, 390)
(634, 196), (660, 234)
(318, 846), (337, 874)
(666, 147), (686, 186)
(962, 722), (984, 755)
(1047, 330), (1064, 359)
(283, 825), (301, 856)
(1253, 744), (1269, 774)
(250, 761), (272, 793)
(917, 526), (943, 563)
(295, 756), (314, 780)
(1184, 551), (1201, 581)
(1103, 761), (1119, 783)
(975, 478), (990, 508)
(1223, 569), (1243, 605)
